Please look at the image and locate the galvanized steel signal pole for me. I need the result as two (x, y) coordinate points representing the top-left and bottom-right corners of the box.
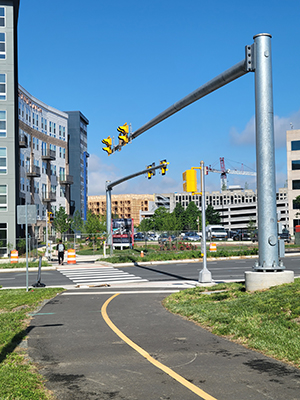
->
(253, 33), (284, 271)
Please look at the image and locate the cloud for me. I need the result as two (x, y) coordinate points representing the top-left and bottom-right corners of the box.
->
(88, 154), (120, 195)
(230, 108), (300, 149)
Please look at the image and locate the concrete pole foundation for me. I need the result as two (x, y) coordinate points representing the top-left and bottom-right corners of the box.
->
(245, 270), (294, 291)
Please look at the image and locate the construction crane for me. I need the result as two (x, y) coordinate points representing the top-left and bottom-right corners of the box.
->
(207, 157), (256, 190)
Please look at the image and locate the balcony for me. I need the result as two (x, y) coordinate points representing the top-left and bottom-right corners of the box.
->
(42, 149), (56, 161)
(59, 174), (73, 185)
(42, 191), (56, 202)
(26, 165), (41, 178)
(19, 133), (28, 148)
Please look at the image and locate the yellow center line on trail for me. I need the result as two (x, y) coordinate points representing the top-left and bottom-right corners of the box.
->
(101, 293), (218, 400)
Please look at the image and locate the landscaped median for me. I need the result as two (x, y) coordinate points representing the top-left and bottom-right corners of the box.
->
(163, 279), (300, 369)
(97, 245), (259, 264)
(0, 287), (65, 399)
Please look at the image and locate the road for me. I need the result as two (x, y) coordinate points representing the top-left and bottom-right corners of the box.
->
(1, 255), (300, 289)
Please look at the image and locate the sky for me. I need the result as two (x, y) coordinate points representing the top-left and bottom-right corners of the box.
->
(17, 0), (300, 196)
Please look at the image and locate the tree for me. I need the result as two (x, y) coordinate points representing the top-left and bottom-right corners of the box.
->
(173, 203), (186, 231)
(52, 207), (71, 238)
(206, 204), (221, 225)
(151, 207), (170, 231)
(139, 217), (154, 232)
(184, 201), (201, 231)
(70, 209), (84, 234)
(293, 195), (300, 209)
(247, 217), (257, 239)
(84, 210), (105, 236)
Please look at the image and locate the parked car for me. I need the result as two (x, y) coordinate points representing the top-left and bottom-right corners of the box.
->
(206, 225), (227, 241)
(184, 232), (201, 241)
(147, 233), (159, 241)
(134, 232), (147, 241)
(226, 230), (236, 240)
(158, 233), (176, 244)
(279, 228), (291, 243)
(232, 230), (251, 241)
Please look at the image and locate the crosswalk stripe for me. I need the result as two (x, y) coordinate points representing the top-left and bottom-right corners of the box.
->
(58, 266), (148, 285)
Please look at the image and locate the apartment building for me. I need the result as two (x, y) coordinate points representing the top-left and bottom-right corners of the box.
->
(18, 85), (72, 239)
(0, 1), (88, 254)
(88, 194), (154, 226)
(0, 1), (20, 253)
(66, 111), (89, 219)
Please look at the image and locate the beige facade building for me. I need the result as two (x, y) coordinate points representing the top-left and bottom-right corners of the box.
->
(88, 194), (154, 226)
(286, 128), (300, 232)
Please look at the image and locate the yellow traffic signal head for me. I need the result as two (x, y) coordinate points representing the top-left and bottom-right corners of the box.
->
(118, 133), (129, 145)
(102, 136), (112, 155)
(160, 159), (169, 175)
(117, 123), (129, 146)
(182, 169), (197, 193)
(147, 164), (155, 179)
(117, 123), (129, 134)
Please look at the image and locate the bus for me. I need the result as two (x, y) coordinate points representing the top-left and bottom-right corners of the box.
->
(112, 218), (134, 248)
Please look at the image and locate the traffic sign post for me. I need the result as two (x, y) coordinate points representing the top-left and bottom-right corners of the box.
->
(17, 204), (37, 292)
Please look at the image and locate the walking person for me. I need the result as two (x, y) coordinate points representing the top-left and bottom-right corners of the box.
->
(56, 240), (65, 265)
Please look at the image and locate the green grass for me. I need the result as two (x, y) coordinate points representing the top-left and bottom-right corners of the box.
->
(0, 288), (65, 399)
(100, 245), (258, 264)
(163, 279), (300, 368)
(0, 261), (51, 269)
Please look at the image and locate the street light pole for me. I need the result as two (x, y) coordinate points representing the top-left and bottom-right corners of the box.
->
(199, 161), (212, 283)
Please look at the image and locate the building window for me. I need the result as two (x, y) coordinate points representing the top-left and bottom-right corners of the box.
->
(291, 141), (300, 151)
(0, 147), (6, 173)
(292, 180), (300, 190)
(0, 74), (6, 100)
(292, 160), (300, 170)
(34, 181), (39, 194)
(0, 110), (6, 137)
(0, 7), (5, 27)
(0, 33), (5, 59)
(0, 184), (7, 211)
(41, 141), (46, 156)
